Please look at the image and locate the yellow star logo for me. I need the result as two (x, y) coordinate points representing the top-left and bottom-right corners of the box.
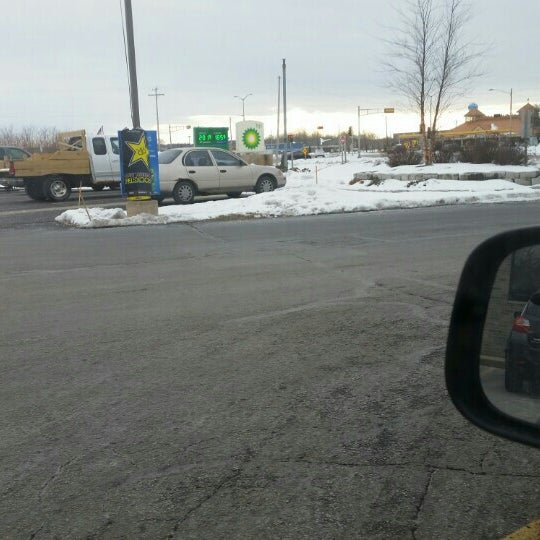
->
(126, 133), (150, 168)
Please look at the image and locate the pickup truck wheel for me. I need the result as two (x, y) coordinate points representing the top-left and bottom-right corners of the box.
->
(255, 175), (276, 194)
(172, 180), (196, 204)
(44, 176), (71, 202)
(25, 183), (47, 201)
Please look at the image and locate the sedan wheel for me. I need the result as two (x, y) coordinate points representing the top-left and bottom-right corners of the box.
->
(172, 181), (196, 204)
(255, 175), (276, 194)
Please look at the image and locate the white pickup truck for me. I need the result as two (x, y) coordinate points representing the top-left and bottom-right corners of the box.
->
(8, 130), (121, 201)
(308, 147), (326, 158)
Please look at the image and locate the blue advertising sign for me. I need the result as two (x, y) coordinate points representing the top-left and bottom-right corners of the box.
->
(118, 129), (160, 200)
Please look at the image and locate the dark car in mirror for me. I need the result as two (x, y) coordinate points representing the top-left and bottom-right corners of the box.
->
(446, 227), (540, 449)
(504, 290), (540, 394)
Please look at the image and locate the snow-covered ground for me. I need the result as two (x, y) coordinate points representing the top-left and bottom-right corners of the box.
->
(55, 154), (540, 228)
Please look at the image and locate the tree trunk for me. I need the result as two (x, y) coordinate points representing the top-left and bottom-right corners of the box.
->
(420, 120), (429, 164)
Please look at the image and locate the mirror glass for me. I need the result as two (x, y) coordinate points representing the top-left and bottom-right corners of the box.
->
(481, 245), (540, 424)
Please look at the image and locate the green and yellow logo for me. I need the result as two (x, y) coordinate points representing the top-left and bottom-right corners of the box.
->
(126, 132), (150, 168)
(242, 128), (261, 150)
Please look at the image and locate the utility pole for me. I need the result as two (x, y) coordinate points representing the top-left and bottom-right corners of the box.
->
(124, 0), (140, 128)
(149, 87), (164, 150)
(489, 87), (513, 137)
(281, 59), (288, 171)
(276, 75), (281, 166)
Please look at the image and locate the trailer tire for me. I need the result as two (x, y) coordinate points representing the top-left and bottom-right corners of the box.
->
(44, 176), (71, 202)
(25, 182), (47, 201)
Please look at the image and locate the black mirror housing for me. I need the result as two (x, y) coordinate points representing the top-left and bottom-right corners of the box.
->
(446, 226), (540, 449)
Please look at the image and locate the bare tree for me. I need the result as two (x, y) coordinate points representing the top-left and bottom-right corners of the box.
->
(0, 125), (58, 152)
(384, 0), (482, 164)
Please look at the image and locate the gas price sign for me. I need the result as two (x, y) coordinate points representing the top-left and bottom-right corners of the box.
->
(193, 127), (229, 149)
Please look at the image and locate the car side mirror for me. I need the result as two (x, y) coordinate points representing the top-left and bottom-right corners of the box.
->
(446, 227), (540, 449)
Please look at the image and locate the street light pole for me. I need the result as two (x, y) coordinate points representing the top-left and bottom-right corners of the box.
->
(148, 87), (164, 150)
(489, 87), (513, 136)
(234, 93), (253, 121)
(168, 124), (191, 145)
(357, 106), (361, 157)
(282, 59), (288, 171)
(357, 108), (379, 156)
(510, 88), (513, 136)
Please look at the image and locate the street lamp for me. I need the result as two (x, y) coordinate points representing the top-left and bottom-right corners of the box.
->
(149, 86), (165, 150)
(168, 124), (191, 145)
(234, 93), (253, 121)
(489, 87), (513, 135)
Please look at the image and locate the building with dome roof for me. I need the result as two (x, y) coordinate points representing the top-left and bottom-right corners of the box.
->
(396, 101), (539, 148)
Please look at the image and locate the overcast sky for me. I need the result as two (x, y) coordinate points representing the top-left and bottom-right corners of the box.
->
(2, 0), (539, 142)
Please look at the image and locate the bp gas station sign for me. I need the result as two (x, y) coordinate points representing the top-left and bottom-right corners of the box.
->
(236, 121), (266, 153)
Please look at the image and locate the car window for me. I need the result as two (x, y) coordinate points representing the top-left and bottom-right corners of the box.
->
(184, 150), (213, 167)
(158, 148), (183, 164)
(110, 137), (119, 155)
(6, 148), (30, 160)
(92, 137), (107, 155)
(525, 298), (540, 318)
(210, 149), (244, 167)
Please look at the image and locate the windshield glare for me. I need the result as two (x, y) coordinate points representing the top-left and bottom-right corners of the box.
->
(158, 148), (183, 164)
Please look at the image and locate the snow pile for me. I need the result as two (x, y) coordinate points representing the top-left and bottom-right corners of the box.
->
(55, 156), (540, 228)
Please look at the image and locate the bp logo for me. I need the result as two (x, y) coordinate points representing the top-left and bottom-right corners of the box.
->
(242, 128), (261, 150)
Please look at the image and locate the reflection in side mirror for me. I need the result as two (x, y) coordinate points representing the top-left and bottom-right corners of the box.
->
(481, 245), (540, 424)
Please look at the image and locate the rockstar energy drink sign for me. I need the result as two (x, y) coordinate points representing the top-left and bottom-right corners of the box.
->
(118, 128), (160, 200)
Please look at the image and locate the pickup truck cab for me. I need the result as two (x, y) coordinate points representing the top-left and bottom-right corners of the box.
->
(8, 130), (121, 201)
(1, 146), (31, 188)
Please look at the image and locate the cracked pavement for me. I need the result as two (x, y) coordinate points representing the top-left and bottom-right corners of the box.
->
(3, 204), (540, 538)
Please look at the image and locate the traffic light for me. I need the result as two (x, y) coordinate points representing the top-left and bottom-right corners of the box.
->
(347, 126), (353, 136)
(288, 134), (294, 141)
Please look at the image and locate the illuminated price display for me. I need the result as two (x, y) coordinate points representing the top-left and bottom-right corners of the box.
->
(193, 127), (229, 149)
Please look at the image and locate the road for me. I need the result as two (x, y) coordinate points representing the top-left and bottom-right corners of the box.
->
(481, 366), (540, 425)
(2, 198), (540, 539)
(0, 187), (124, 228)
(0, 188), (227, 229)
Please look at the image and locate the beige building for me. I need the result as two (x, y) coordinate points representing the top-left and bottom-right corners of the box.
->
(396, 102), (540, 147)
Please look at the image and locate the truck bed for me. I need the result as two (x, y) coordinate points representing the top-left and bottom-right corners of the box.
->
(14, 149), (91, 177)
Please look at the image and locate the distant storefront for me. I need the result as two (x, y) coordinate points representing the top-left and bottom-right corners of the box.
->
(395, 102), (540, 147)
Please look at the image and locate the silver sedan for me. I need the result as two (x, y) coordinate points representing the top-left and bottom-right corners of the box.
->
(157, 147), (286, 204)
